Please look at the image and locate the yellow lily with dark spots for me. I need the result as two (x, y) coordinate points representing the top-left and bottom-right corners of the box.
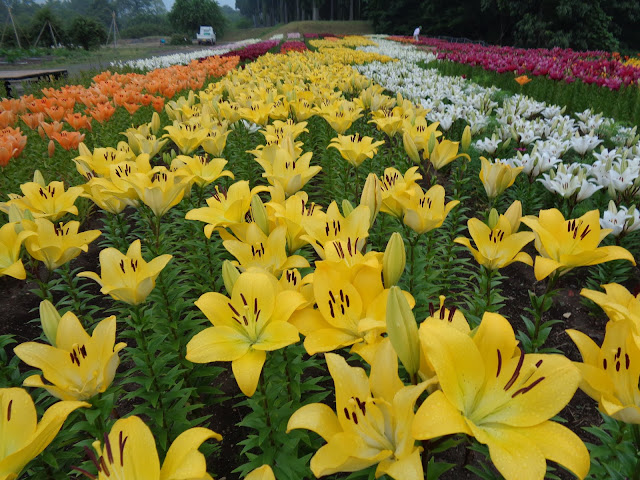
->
(171, 154), (234, 188)
(379, 167), (422, 219)
(567, 321), (640, 424)
(0, 388), (88, 480)
(287, 341), (429, 480)
(81, 415), (220, 480)
(399, 184), (459, 235)
(454, 215), (535, 270)
(162, 124), (209, 155)
(327, 133), (384, 168)
(126, 167), (190, 218)
(2, 179), (84, 221)
(14, 312), (125, 401)
(300, 201), (370, 259)
(78, 240), (172, 305)
(185, 181), (268, 238)
(222, 223), (309, 278)
(427, 139), (470, 171)
(22, 218), (101, 271)
(187, 270), (305, 396)
(413, 312), (590, 480)
(521, 209), (636, 281)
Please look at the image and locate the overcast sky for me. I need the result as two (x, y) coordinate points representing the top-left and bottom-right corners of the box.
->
(163, 0), (237, 10)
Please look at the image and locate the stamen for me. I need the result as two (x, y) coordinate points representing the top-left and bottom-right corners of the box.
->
(504, 349), (525, 391)
(511, 376), (545, 397)
(119, 431), (127, 467)
(103, 433), (114, 465)
(83, 446), (101, 470)
(343, 407), (350, 420)
(7, 399), (12, 420)
(228, 303), (239, 315)
(71, 466), (97, 479)
(496, 350), (502, 377)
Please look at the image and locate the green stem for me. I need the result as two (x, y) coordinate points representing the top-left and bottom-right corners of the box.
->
(61, 264), (83, 314)
(130, 304), (168, 432)
(632, 424), (640, 480)
(353, 165), (360, 200)
(484, 266), (494, 313)
(116, 211), (129, 250)
(256, 373), (276, 451)
(407, 231), (420, 294)
(531, 273), (560, 350)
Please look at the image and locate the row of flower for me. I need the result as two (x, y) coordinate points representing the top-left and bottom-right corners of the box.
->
(390, 35), (640, 90)
(1, 35), (640, 480)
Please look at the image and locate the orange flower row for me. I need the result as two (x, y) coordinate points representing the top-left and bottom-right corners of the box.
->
(0, 55), (240, 167)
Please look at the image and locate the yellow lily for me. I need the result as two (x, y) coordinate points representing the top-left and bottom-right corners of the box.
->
(82, 415), (221, 480)
(14, 312), (126, 401)
(267, 190), (323, 253)
(413, 312), (590, 480)
(479, 156), (523, 200)
(0, 222), (33, 280)
(122, 131), (168, 158)
(369, 109), (404, 138)
(0, 388), (88, 480)
(185, 181), (268, 238)
(300, 202), (370, 259)
(240, 101), (271, 126)
(2, 180), (84, 221)
(187, 270), (305, 396)
(22, 219), (101, 271)
(567, 321), (640, 424)
(290, 98), (316, 122)
(399, 184), (459, 235)
(126, 167), (190, 218)
(427, 139), (470, 171)
(78, 239), (172, 305)
(162, 124), (209, 155)
(379, 167), (422, 219)
(293, 257), (410, 364)
(171, 154), (234, 188)
(251, 136), (321, 197)
(317, 101), (363, 135)
(580, 283), (640, 329)
(73, 143), (134, 178)
(82, 177), (128, 215)
(402, 117), (441, 153)
(287, 341), (428, 480)
(327, 133), (385, 168)
(520, 209), (636, 281)
(223, 224), (309, 278)
(454, 215), (535, 270)
(201, 128), (231, 157)
(261, 119), (309, 143)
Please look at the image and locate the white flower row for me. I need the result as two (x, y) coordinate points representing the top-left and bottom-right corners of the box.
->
(110, 38), (264, 71)
(355, 37), (640, 234)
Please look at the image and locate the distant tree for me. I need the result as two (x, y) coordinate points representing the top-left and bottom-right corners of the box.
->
(168, 0), (227, 37)
(68, 15), (108, 49)
(29, 6), (68, 47)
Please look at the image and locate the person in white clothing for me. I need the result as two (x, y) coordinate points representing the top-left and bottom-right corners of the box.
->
(413, 26), (421, 41)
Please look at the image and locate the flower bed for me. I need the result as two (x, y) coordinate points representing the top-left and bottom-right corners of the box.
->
(389, 35), (640, 90)
(1, 35), (640, 480)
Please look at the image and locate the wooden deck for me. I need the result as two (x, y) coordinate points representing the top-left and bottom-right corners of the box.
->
(1, 68), (67, 97)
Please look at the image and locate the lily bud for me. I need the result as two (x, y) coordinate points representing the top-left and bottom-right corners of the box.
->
(402, 131), (420, 164)
(383, 232), (406, 288)
(341, 199), (354, 217)
(427, 132), (437, 158)
(39, 300), (61, 346)
(360, 172), (382, 227)
(487, 208), (499, 229)
(222, 260), (240, 294)
(48, 140), (55, 158)
(386, 286), (419, 376)
(461, 125), (471, 152)
(251, 195), (269, 235)
(33, 170), (46, 186)
(37, 125), (45, 139)
(150, 112), (161, 135)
